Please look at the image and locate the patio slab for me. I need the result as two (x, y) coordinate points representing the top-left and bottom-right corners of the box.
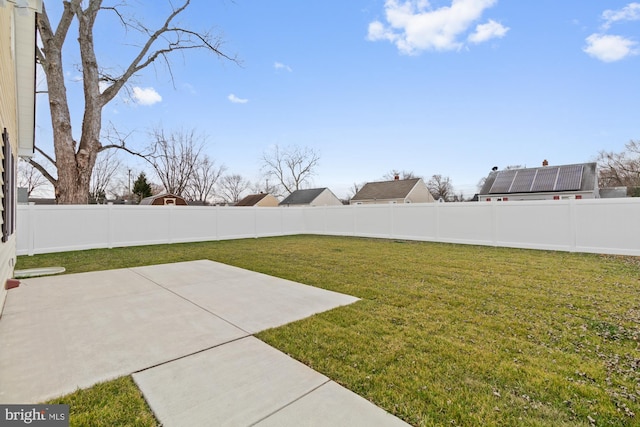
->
(133, 260), (359, 334)
(133, 336), (330, 426)
(0, 260), (358, 405)
(0, 267), (247, 404)
(134, 336), (410, 427)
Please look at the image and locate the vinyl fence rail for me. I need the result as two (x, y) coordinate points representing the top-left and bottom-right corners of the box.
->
(16, 198), (640, 257)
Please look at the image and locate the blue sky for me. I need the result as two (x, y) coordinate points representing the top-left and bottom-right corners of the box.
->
(35, 0), (640, 199)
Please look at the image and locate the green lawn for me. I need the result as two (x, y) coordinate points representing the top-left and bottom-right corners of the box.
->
(18, 236), (639, 426)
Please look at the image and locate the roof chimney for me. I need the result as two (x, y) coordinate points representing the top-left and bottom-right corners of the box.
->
(394, 174), (400, 181)
(542, 159), (549, 167)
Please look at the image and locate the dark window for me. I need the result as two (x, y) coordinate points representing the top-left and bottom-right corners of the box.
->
(2, 128), (16, 243)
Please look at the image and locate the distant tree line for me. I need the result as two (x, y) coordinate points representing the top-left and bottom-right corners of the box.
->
(19, 132), (640, 203)
(596, 140), (640, 197)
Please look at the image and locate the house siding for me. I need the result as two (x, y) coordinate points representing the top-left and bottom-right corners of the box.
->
(407, 179), (436, 203)
(0, 3), (19, 311)
(256, 194), (279, 207)
(311, 189), (342, 206)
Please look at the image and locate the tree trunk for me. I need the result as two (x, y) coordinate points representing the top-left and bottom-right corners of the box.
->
(37, 2), (91, 204)
(34, 0), (236, 203)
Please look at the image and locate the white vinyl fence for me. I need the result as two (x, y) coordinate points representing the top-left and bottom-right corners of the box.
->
(17, 198), (640, 256)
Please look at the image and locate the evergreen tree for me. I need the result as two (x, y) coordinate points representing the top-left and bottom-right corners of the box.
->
(132, 172), (152, 203)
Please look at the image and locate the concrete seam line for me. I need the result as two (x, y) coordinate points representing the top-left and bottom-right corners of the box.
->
(131, 334), (252, 375)
(247, 379), (332, 427)
(128, 266), (252, 335)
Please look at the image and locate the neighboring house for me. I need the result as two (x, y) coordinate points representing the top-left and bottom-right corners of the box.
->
(350, 177), (435, 205)
(0, 0), (41, 305)
(235, 193), (279, 207)
(478, 161), (599, 201)
(279, 188), (342, 207)
(140, 193), (189, 206)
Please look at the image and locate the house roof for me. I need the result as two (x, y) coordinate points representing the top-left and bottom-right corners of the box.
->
(351, 178), (422, 201)
(279, 188), (328, 205)
(479, 162), (598, 195)
(236, 193), (270, 206)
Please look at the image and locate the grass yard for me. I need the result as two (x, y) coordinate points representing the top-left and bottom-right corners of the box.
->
(18, 235), (640, 426)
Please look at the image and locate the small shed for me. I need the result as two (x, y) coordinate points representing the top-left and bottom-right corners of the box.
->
(235, 193), (279, 207)
(140, 193), (189, 206)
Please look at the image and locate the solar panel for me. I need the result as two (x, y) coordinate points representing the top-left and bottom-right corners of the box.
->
(489, 169), (517, 193)
(530, 167), (559, 192)
(509, 169), (537, 193)
(555, 164), (583, 191)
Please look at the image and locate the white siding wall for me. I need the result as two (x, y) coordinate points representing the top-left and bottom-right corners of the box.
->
(17, 198), (640, 257)
(407, 179), (435, 203)
(0, 4), (18, 310)
(311, 189), (342, 206)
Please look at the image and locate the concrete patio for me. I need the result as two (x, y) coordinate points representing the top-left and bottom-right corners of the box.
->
(0, 260), (409, 426)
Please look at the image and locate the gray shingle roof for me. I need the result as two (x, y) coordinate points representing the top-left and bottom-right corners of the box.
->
(351, 178), (421, 201)
(279, 188), (327, 205)
(479, 162), (597, 195)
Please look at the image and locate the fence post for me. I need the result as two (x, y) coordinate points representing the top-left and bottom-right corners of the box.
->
(490, 201), (497, 247)
(107, 203), (114, 249)
(568, 199), (577, 252)
(254, 206), (258, 238)
(434, 202), (440, 242)
(389, 204), (393, 238)
(27, 203), (35, 256)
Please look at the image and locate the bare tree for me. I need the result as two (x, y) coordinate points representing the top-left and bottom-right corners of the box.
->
(90, 149), (122, 203)
(219, 174), (250, 204)
(597, 140), (640, 196)
(346, 181), (365, 201)
(185, 155), (226, 203)
(251, 178), (280, 197)
(426, 174), (455, 201)
(261, 145), (320, 195)
(33, 0), (237, 203)
(18, 158), (52, 197)
(145, 127), (204, 196)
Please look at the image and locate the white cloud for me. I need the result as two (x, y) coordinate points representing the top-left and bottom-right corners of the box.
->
(228, 94), (248, 104)
(274, 62), (293, 72)
(132, 86), (162, 106)
(602, 2), (640, 30)
(367, 0), (503, 54)
(468, 19), (509, 43)
(583, 33), (638, 62)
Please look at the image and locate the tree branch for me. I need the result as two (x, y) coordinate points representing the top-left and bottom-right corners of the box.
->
(34, 146), (57, 167)
(28, 158), (57, 187)
(99, 0), (238, 107)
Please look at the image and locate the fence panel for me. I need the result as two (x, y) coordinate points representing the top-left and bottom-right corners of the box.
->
(16, 198), (640, 256)
(493, 201), (574, 251)
(573, 198), (640, 255)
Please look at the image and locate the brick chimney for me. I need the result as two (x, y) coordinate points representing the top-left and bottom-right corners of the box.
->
(394, 174), (400, 181)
